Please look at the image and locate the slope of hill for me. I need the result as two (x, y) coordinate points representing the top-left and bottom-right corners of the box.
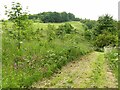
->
(2, 21), (93, 88)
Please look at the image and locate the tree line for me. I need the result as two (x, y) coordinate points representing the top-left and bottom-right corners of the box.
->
(28, 12), (80, 23)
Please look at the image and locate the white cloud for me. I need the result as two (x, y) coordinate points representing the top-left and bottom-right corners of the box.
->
(0, 0), (119, 20)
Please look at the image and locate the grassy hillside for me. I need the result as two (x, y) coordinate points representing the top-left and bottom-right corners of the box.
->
(2, 21), (93, 88)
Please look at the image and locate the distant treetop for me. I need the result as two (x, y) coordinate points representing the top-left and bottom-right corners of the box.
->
(28, 12), (80, 23)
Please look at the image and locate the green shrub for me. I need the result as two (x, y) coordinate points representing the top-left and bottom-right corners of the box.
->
(94, 32), (118, 48)
(56, 23), (75, 37)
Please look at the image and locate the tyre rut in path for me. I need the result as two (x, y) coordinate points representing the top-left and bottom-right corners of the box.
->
(32, 51), (118, 88)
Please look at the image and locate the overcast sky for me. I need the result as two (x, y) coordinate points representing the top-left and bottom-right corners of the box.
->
(0, 0), (119, 20)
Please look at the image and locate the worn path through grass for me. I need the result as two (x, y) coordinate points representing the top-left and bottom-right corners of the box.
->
(32, 51), (118, 88)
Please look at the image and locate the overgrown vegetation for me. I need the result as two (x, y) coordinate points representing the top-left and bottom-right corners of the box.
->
(2, 2), (118, 88)
(2, 21), (93, 88)
(2, 3), (93, 88)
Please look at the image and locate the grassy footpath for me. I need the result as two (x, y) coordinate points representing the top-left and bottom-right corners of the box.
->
(87, 53), (106, 87)
(88, 52), (118, 88)
(32, 51), (118, 88)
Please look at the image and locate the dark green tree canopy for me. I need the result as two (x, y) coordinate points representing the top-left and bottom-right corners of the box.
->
(93, 14), (118, 49)
(28, 12), (79, 23)
(96, 14), (117, 35)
